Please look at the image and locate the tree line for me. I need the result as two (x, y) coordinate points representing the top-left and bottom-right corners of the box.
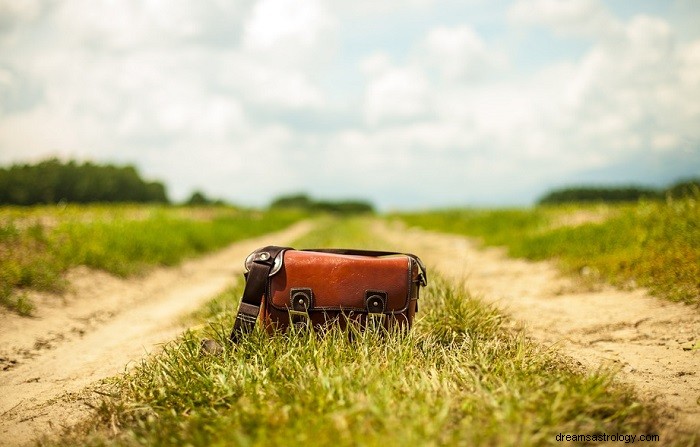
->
(0, 158), (169, 205)
(538, 178), (700, 204)
(270, 193), (374, 215)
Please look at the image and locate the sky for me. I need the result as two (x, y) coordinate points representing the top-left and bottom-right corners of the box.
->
(0, 0), (699, 209)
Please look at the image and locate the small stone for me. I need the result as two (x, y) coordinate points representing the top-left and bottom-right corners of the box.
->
(681, 341), (698, 351)
(200, 338), (223, 356)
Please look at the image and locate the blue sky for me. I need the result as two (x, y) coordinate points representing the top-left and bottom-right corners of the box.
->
(0, 0), (698, 209)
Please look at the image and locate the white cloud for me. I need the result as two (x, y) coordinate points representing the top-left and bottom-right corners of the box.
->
(508, 0), (620, 38)
(54, 0), (253, 50)
(362, 55), (431, 126)
(241, 0), (335, 72)
(360, 53), (393, 77)
(0, 0), (42, 25)
(350, 9), (699, 199)
(226, 58), (326, 110)
(1, 0), (698, 207)
(0, 103), (106, 161)
(679, 40), (700, 86)
(417, 25), (506, 81)
(243, 0), (331, 49)
(234, 0), (334, 110)
(328, 0), (437, 17)
(556, 14), (698, 161)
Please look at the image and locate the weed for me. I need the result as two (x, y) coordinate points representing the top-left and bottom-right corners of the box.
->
(0, 288), (35, 316)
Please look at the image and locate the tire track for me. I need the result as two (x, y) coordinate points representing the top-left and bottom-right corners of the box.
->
(0, 221), (313, 446)
(376, 220), (700, 436)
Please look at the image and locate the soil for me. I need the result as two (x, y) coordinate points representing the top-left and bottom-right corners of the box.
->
(1, 218), (698, 445)
(376, 220), (700, 438)
(0, 221), (313, 446)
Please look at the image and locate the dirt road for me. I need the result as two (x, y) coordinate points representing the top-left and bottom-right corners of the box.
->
(377, 221), (700, 436)
(2, 218), (698, 444)
(0, 221), (313, 446)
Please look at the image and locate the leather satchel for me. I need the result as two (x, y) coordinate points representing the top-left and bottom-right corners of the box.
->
(229, 246), (427, 341)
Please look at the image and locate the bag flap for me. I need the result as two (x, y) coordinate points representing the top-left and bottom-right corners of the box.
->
(267, 250), (413, 313)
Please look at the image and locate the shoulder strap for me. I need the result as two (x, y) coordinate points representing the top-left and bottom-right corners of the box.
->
(229, 245), (288, 342)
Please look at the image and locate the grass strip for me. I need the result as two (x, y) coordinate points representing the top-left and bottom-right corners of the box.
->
(71, 281), (659, 446)
(0, 205), (305, 314)
(53, 218), (670, 446)
(395, 198), (699, 305)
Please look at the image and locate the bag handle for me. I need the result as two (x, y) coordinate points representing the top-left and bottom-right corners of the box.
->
(229, 246), (427, 342)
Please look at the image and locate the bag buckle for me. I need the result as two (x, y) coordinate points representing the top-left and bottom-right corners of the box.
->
(289, 288), (313, 329)
(231, 302), (260, 341)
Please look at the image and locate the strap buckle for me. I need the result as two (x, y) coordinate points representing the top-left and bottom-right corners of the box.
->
(231, 302), (260, 341)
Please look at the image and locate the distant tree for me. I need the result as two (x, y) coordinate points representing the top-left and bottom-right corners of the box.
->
(537, 186), (660, 204)
(270, 193), (315, 209)
(313, 200), (375, 214)
(0, 158), (169, 205)
(186, 191), (211, 205)
(184, 190), (229, 206)
(665, 178), (700, 198)
(269, 193), (374, 215)
(145, 182), (168, 203)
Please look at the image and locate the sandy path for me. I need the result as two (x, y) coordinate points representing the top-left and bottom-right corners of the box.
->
(376, 221), (700, 436)
(0, 221), (313, 446)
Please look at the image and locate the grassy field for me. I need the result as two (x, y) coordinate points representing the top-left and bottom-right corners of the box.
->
(53, 218), (675, 447)
(395, 198), (699, 305)
(0, 204), (305, 315)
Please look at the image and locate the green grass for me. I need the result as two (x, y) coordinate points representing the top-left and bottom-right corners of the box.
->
(0, 204), (306, 314)
(395, 198), (699, 305)
(52, 218), (675, 447)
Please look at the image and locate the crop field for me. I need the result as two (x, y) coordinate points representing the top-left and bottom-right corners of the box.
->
(1, 204), (698, 446)
(0, 205), (305, 315)
(395, 197), (699, 305)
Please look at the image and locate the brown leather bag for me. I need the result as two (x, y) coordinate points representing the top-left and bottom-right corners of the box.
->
(230, 246), (427, 341)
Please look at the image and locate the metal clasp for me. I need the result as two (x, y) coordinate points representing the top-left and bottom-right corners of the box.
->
(244, 250), (284, 276)
(365, 291), (387, 314)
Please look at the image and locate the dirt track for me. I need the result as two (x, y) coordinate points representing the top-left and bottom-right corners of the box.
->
(0, 221), (313, 446)
(1, 219), (698, 445)
(377, 221), (700, 436)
